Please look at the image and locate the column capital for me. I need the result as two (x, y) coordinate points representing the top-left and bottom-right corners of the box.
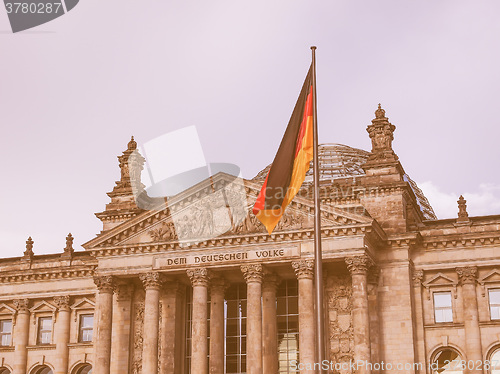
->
(94, 275), (115, 293)
(412, 269), (424, 287)
(345, 255), (374, 275)
(241, 264), (263, 283)
(262, 272), (281, 292)
(13, 298), (29, 313)
(292, 259), (314, 280)
(187, 268), (209, 287)
(456, 266), (478, 285)
(210, 277), (228, 295)
(140, 272), (164, 290)
(115, 281), (135, 301)
(53, 295), (71, 311)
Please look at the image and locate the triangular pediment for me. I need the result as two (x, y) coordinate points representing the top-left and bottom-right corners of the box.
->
(423, 273), (457, 288)
(0, 303), (15, 315)
(29, 300), (56, 313)
(71, 298), (95, 311)
(479, 270), (500, 284)
(83, 172), (374, 249)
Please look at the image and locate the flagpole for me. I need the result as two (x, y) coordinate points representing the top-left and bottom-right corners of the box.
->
(311, 46), (326, 372)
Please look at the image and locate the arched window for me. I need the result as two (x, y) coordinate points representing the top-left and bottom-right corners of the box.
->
(0, 368), (11, 374)
(431, 348), (463, 374)
(73, 364), (92, 374)
(31, 366), (53, 374)
(489, 347), (500, 374)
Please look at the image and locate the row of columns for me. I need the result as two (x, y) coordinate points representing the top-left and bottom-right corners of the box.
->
(92, 254), (375, 374)
(11, 296), (72, 374)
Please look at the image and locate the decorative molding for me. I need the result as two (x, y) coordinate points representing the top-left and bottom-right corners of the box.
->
(13, 299), (29, 313)
(0, 267), (95, 284)
(140, 272), (164, 290)
(412, 269), (424, 287)
(241, 264), (263, 283)
(345, 255), (374, 275)
(292, 260), (314, 280)
(53, 296), (71, 312)
(186, 268), (209, 287)
(456, 266), (477, 285)
(422, 272), (458, 300)
(93, 275), (115, 293)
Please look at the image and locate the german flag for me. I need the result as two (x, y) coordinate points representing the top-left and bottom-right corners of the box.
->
(253, 65), (314, 234)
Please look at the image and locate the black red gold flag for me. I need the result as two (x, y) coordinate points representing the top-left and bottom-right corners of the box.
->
(253, 65), (314, 234)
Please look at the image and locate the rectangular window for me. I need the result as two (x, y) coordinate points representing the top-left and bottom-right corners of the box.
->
(489, 289), (500, 320)
(79, 314), (94, 342)
(434, 291), (453, 323)
(37, 317), (52, 345)
(0, 319), (12, 346)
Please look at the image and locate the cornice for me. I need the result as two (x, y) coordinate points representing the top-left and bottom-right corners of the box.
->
(87, 223), (378, 258)
(0, 266), (96, 284)
(421, 233), (500, 250)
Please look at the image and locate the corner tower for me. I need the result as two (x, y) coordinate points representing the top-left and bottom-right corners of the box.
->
(95, 137), (146, 232)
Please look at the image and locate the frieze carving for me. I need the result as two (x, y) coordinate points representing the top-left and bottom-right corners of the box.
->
(53, 295), (70, 311)
(140, 272), (164, 290)
(292, 259), (314, 280)
(94, 275), (115, 293)
(326, 275), (354, 370)
(13, 299), (29, 313)
(456, 266), (478, 285)
(412, 269), (424, 287)
(148, 221), (177, 242)
(241, 264), (263, 283)
(187, 268), (209, 287)
(345, 255), (374, 275)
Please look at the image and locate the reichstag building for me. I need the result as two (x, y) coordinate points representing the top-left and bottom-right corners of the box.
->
(0, 106), (499, 374)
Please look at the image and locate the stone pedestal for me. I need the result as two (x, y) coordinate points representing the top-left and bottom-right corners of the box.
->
(346, 256), (372, 374)
(292, 260), (315, 374)
(262, 273), (279, 374)
(94, 276), (115, 374)
(141, 272), (163, 374)
(161, 282), (185, 374)
(242, 264), (263, 374)
(54, 296), (71, 374)
(457, 267), (483, 374)
(187, 268), (209, 374)
(111, 282), (134, 374)
(210, 277), (226, 374)
(13, 299), (29, 374)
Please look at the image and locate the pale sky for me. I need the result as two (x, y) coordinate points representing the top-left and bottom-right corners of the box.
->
(1, 0), (500, 258)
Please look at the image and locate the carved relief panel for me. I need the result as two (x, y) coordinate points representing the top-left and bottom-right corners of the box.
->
(326, 274), (354, 374)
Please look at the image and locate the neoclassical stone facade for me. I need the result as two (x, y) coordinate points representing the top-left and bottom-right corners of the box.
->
(1, 106), (500, 374)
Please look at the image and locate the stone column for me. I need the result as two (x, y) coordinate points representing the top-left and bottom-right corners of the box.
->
(13, 299), (29, 374)
(111, 282), (134, 374)
(53, 295), (71, 374)
(140, 272), (163, 374)
(412, 269), (427, 372)
(292, 260), (315, 374)
(241, 264), (263, 374)
(456, 266), (483, 374)
(94, 275), (115, 374)
(346, 255), (372, 374)
(262, 273), (279, 374)
(209, 277), (227, 374)
(187, 268), (209, 374)
(161, 282), (185, 374)
(367, 269), (380, 374)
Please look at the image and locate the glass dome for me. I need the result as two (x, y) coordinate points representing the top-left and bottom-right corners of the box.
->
(253, 143), (436, 220)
